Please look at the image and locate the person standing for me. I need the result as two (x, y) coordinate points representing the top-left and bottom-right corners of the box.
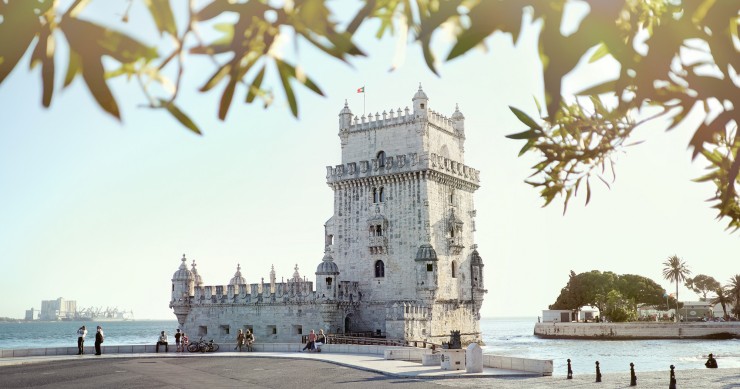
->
(245, 329), (254, 352)
(94, 326), (104, 355)
(76, 326), (87, 355)
(235, 329), (245, 351)
(174, 329), (182, 352)
(156, 331), (169, 352)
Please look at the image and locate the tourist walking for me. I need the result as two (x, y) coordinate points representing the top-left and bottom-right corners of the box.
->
(76, 325), (87, 355)
(94, 326), (104, 355)
(174, 329), (182, 352)
(302, 329), (316, 352)
(705, 353), (718, 368)
(246, 329), (254, 352)
(235, 329), (245, 351)
(315, 329), (326, 352)
(156, 331), (169, 352)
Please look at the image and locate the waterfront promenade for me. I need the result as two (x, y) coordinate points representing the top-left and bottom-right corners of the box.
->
(0, 350), (738, 388)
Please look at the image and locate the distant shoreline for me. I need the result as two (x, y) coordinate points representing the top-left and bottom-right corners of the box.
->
(534, 322), (740, 340)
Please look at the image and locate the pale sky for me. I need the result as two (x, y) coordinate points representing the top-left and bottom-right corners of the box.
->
(0, 2), (736, 320)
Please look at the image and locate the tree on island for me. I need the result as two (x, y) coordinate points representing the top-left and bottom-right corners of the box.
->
(684, 274), (721, 301)
(729, 274), (740, 319)
(662, 255), (691, 322)
(549, 270), (673, 322)
(0, 1), (737, 230)
(710, 287), (732, 321)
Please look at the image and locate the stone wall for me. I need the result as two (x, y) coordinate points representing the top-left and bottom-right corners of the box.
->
(534, 322), (740, 339)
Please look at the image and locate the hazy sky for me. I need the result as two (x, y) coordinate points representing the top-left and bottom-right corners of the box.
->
(0, 2), (736, 320)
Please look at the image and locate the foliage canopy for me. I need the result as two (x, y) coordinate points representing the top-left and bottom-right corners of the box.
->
(0, 0), (738, 229)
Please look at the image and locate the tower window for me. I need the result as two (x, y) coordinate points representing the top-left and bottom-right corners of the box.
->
(372, 187), (385, 203)
(427, 263), (433, 272)
(377, 151), (386, 167)
(374, 260), (385, 278)
(326, 277), (333, 286)
(379, 187), (384, 202)
(451, 261), (457, 278)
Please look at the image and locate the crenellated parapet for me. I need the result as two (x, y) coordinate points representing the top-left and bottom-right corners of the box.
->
(326, 152), (480, 189)
(185, 278), (361, 306)
(343, 107), (414, 133)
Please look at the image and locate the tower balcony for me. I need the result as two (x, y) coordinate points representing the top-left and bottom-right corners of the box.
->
(447, 236), (464, 255)
(369, 236), (387, 254)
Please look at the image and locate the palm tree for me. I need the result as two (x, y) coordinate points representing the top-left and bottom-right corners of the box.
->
(709, 287), (731, 320)
(662, 255), (691, 322)
(728, 274), (740, 319)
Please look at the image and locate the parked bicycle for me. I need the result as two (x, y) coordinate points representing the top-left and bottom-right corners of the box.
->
(187, 337), (220, 353)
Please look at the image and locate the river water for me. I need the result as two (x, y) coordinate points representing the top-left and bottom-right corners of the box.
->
(1, 317), (737, 375)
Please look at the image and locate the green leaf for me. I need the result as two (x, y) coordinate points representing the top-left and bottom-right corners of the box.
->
(575, 80), (617, 96)
(509, 106), (542, 129)
(196, 0), (239, 21)
(246, 65), (266, 103)
(200, 64), (231, 92)
(518, 139), (535, 157)
(506, 129), (537, 140)
(276, 59), (298, 117)
(80, 54), (120, 119)
(30, 26), (55, 107)
(64, 50), (82, 88)
(588, 43), (610, 63)
(0, 1), (47, 84)
(145, 0), (177, 36)
(160, 99), (201, 135)
(692, 171), (718, 183)
(218, 76), (237, 121)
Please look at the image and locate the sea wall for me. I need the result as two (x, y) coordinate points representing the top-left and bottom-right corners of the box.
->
(534, 322), (740, 339)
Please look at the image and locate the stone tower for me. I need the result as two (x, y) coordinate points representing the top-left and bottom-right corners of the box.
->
(325, 85), (486, 344)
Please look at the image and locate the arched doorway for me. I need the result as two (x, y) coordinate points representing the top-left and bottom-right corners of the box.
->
(344, 316), (351, 333)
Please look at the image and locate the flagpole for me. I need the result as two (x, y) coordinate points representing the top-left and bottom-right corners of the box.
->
(363, 85), (366, 116)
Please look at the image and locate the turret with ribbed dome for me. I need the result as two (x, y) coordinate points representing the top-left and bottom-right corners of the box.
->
(412, 83), (429, 117)
(170, 254), (194, 327)
(190, 260), (204, 287)
(229, 264), (246, 285)
(338, 99), (352, 130)
(315, 248), (340, 299)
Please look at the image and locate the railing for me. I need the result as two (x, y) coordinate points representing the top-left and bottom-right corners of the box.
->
(300, 333), (441, 351)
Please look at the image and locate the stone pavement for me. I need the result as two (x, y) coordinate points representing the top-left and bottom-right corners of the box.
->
(0, 350), (533, 378)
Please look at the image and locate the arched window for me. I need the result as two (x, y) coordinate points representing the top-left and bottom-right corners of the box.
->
(379, 187), (384, 202)
(374, 260), (385, 278)
(376, 225), (383, 237)
(451, 261), (457, 278)
(377, 151), (386, 167)
(373, 188), (378, 203)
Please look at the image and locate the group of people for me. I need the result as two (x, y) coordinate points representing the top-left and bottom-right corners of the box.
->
(75, 325), (105, 355)
(300, 329), (325, 352)
(157, 329), (190, 352)
(235, 329), (255, 352)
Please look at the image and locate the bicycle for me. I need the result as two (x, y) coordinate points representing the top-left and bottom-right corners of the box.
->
(187, 337), (220, 353)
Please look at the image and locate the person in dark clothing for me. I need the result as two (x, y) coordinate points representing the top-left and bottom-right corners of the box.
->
(705, 353), (718, 368)
(94, 326), (104, 355)
(76, 326), (87, 355)
(156, 331), (169, 352)
(174, 329), (182, 351)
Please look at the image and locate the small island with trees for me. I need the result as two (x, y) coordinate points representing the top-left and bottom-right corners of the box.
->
(534, 256), (740, 340)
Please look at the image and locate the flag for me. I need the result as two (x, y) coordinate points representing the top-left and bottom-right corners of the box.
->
(357, 86), (365, 93)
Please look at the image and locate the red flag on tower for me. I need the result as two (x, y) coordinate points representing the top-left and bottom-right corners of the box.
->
(357, 86), (365, 93)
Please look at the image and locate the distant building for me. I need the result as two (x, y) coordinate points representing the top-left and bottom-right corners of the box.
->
(39, 298), (76, 321)
(679, 301), (712, 322)
(170, 86), (487, 344)
(24, 308), (36, 321)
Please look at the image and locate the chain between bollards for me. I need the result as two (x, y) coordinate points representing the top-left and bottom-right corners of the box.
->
(595, 361), (601, 383)
(669, 365), (676, 389)
(630, 362), (637, 386)
(567, 358), (573, 379)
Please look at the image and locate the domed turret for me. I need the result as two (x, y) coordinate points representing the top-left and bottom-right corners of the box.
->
(229, 263), (246, 285)
(338, 99), (352, 130)
(412, 83), (429, 116)
(190, 260), (204, 287)
(315, 249), (339, 299)
(452, 103), (465, 136)
(172, 254), (194, 282)
(316, 250), (340, 275)
(415, 244), (438, 261)
(452, 103), (464, 120)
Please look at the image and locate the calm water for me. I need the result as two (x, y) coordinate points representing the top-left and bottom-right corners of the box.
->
(1, 317), (738, 375)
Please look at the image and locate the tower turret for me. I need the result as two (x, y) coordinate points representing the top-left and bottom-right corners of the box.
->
(170, 254), (194, 326)
(338, 100), (352, 130)
(452, 103), (465, 135)
(315, 249), (340, 299)
(229, 263), (246, 285)
(412, 83), (429, 118)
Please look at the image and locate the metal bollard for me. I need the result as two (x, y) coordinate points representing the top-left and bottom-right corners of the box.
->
(669, 365), (676, 389)
(630, 362), (637, 386)
(567, 359), (573, 379)
(595, 361), (602, 382)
